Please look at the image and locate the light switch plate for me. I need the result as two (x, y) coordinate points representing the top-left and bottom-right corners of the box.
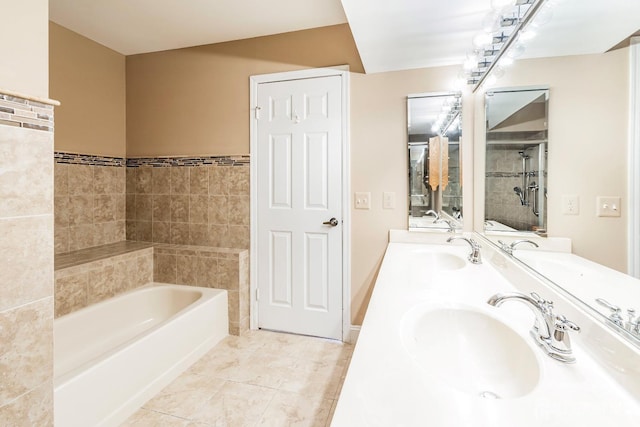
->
(562, 195), (579, 215)
(383, 192), (396, 209)
(355, 192), (371, 210)
(596, 196), (621, 217)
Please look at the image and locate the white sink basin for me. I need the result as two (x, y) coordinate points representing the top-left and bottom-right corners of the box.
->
(410, 250), (466, 271)
(400, 305), (540, 399)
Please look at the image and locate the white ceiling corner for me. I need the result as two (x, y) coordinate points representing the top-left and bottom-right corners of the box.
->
(50, 0), (640, 71)
(49, 0), (348, 55)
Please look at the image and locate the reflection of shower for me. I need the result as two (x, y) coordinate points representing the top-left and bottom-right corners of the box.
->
(518, 150), (530, 207)
(514, 148), (539, 216)
(513, 186), (525, 205)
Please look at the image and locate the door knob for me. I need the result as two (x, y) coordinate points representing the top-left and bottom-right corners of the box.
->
(323, 217), (339, 226)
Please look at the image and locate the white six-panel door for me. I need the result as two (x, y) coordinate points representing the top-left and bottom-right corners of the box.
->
(256, 75), (343, 340)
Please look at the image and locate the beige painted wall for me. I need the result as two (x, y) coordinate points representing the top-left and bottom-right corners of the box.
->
(474, 49), (629, 273)
(96, 21), (632, 323)
(50, 22), (126, 157)
(0, 0), (49, 98)
(125, 24), (464, 324)
(349, 66), (463, 323)
(126, 24), (364, 156)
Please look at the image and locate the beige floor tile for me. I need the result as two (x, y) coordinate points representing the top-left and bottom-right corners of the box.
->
(121, 408), (190, 426)
(123, 330), (351, 427)
(142, 372), (226, 419)
(258, 335), (352, 364)
(220, 352), (298, 389)
(191, 381), (276, 426)
(185, 342), (253, 378)
(257, 390), (334, 427)
(279, 357), (349, 400)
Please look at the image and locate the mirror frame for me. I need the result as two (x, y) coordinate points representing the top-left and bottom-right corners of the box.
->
(407, 91), (463, 231)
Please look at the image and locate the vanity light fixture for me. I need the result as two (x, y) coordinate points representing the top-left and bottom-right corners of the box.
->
(433, 95), (462, 136)
(461, 0), (551, 92)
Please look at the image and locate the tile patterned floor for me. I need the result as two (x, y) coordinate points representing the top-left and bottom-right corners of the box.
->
(122, 330), (353, 427)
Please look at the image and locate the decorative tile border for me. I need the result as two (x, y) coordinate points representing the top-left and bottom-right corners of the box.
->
(0, 93), (54, 132)
(126, 155), (250, 168)
(54, 151), (126, 167)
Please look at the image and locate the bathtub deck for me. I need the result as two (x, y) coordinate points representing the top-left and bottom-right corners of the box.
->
(122, 330), (353, 426)
(55, 240), (154, 270)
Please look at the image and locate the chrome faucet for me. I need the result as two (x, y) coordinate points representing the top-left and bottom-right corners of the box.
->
(435, 218), (456, 233)
(487, 292), (580, 363)
(497, 239), (539, 255)
(425, 209), (440, 220)
(596, 298), (640, 340)
(447, 236), (482, 264)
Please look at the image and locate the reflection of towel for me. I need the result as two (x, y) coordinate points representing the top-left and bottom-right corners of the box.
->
(428, 136), (440, 191)
(441, 136), (449, 191)
(428, 136), (449, 191)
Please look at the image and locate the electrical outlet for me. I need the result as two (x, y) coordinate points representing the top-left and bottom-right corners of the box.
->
(596, 196), (621, 217)
(354, 192), (371, 210)
(383, 192), (396, 209)
(562, 195), (579, 215)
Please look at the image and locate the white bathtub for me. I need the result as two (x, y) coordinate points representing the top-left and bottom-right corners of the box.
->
(54, 284), (228, 427)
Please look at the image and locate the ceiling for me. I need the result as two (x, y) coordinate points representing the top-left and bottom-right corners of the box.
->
(48, 0), (348, 55)
(50, 0), (640, 72)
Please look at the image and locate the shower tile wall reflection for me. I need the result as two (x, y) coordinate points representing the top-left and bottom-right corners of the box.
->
(485, 146), (542, 231)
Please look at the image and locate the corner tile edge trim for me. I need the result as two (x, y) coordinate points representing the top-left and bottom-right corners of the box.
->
(54, 152), (126, 167)
(0, 93), (55, 133)
(0, 88), (60, 106)
(126, 155), (250, 167)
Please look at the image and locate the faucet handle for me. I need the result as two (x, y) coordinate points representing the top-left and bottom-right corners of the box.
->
(627, 308), (636, 324)
(531, 292), (553, 312)
(596, 298), (624, 326)
(555, 314), (580, 332)
(497, 240), (511, 253)
(626, 309), (639, 334)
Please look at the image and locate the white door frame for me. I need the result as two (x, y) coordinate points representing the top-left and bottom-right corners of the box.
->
(249, 66), (351, 342)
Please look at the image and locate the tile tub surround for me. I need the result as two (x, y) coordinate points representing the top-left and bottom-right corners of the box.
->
(54, 153), (127, 255)
(54, 242), (154, 317)
(154, 244), (249, 336)
(125, 157), (250, 250)
(122, 330), (352, 426)
(0, 93), (56, 424)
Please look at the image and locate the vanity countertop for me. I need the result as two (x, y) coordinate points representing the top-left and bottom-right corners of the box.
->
(331, 233), (640, 426)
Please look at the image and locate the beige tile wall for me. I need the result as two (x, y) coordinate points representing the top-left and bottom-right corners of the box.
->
(54, 246), (153, 317)
(154, 244), (249, 335)
(54, 162), (126, 254)
(0, 123), (54, 424)
(126, 165), (249, 249)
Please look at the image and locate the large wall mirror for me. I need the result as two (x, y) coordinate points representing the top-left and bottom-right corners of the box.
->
(484, 87), (548, 234)
(476, 48), (637, 346)
(408, 92), (462, 230)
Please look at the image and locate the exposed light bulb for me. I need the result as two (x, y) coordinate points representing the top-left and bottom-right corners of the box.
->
(473, 33), (493, 49)
(506, 43), (526, 59)
(519, 28), (537, 41)
(498, 56), (514, 67)
(531, 4), (553, 28)
(481, 12), (502, 33)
